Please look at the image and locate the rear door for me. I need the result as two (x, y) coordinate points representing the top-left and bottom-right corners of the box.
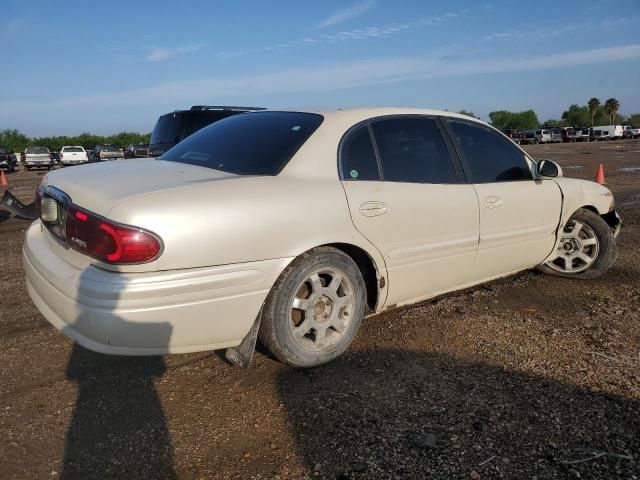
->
(444, 118), (561, 281)
(340, 116), (479, 307)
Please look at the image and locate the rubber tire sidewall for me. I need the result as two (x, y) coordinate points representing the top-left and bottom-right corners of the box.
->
(259, 247), (367, 368)
(539, 208), (618, 280)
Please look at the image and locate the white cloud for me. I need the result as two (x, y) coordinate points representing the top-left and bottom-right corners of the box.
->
(3, 44), (640, 134)
(316, 0), (376, 29)
(146, 44), (202, 62)
(217, 10), (465, 59)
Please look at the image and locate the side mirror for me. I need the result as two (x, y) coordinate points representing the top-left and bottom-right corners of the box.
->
(537, 159), (562, 178)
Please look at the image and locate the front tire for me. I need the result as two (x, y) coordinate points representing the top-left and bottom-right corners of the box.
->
(259, 247), (366, 367)
(539, 208), (617, 279)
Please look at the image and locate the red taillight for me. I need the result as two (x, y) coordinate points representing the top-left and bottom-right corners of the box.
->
(66, 206), (161, 264)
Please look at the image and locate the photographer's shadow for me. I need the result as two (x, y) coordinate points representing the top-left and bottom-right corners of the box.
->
(61, 269), (176, 479)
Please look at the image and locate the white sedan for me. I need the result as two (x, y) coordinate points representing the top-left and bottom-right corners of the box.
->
(23, 108), (621, 367)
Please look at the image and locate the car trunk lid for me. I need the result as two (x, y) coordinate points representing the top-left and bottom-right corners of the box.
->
(43, 158), (238, 216)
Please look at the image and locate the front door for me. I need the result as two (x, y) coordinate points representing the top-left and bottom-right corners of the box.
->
(339, 116), (480, 307)
(444, 118), (562, 281)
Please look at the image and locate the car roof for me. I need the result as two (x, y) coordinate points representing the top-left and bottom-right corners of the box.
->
(278, 107), (481, 123)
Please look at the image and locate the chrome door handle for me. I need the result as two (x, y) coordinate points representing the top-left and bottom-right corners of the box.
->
(484, 195), (503, 209)
(359, 201), (388, 217)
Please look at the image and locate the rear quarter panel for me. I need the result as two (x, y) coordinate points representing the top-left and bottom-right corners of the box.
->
(104, 176), (387, 294)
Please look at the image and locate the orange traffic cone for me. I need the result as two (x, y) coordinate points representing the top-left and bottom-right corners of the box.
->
(0, 170), (7, 190)
(595, 163), (606, 185)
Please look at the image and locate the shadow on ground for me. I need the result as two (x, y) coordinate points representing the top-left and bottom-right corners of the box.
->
(277, 349), (639, 479)
(60, 270), (176, 479)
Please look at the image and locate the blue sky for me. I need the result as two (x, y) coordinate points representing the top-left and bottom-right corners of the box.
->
(1, 0), (639, 136)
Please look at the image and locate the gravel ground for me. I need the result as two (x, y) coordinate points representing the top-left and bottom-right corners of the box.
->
(1, 141), (639, 479)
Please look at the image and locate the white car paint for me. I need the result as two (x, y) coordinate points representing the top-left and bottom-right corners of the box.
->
(24, 107), (619, 356)
(60, 146), (89, 166)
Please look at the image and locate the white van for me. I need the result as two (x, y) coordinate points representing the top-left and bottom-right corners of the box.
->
(535, 129), (552, 143)
(593, 125), (623, 139)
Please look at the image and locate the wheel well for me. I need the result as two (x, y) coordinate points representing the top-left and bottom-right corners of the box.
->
(325, 243), (379, 313)
(578, 205), (619, 229)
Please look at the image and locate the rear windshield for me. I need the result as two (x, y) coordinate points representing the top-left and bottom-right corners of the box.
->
(97, 145), (118, 151)
(62, 147), (84, 152)
(160, 112), (324, 175)
(150, 113), (181, 145)
(26, 147), (49, 154)
(150, 111), (235, 146)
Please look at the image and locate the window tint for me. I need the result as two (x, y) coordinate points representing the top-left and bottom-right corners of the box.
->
(447, 120), (532, 183)
(340, 126), (379, 180)
(371, 117), (457, 183)
(62, 147), (84, 152)
(160, 112), (323, 175)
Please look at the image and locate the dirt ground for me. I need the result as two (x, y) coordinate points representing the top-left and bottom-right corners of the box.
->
(1, 140), (639, 479)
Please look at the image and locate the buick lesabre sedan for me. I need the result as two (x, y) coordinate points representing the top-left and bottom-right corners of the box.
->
(24, 108), (621, 368)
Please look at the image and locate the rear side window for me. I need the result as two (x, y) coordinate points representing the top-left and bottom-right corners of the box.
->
(447, 120), (532, 183)
(161, 112), (323, 175)
(371, 117), (458, 184)
(340, 126), (380, 180)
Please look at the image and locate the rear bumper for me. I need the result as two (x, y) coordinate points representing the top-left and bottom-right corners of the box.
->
(23, 221), (292, 355)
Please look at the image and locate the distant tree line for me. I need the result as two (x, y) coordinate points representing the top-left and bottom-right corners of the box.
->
(486, 98), (639, 131)
(0, 129), (151, 153)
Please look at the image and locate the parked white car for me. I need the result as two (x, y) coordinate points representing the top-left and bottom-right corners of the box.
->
(60, 146), (89, 166)
(23, 108), (621, 368)
(535, 129), (553, 143)
(24, 146), (53, 170)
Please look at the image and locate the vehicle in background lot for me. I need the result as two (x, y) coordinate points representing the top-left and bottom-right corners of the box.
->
(0, 147), (17, 172)
(622, 125), (640, 139)
(593, 125), (623, 139)
(60, 146), (89, 166)
(549, 128), (562, 143)
(520, 131), (538, 145)
(575, 127), (591, 142)
(24, 146), (53, 170)
(93, 144), (124, 161)
(124, 143), (149, 158)
(86, 150), (95, 162)
(561, 127), (577, 143)
(535, 129), (552, 143)
(50, 151), (61, 165)
(148, 105), (266, 157)
(591, 130), (610, 141)
(24, 108), (621, 368)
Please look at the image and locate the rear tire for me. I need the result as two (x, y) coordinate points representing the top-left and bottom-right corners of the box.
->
(259, 247), (366, 367)
(539, 208), (617, 279)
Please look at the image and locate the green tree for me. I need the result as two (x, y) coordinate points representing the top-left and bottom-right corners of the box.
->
(604, 98), (620, 125)
(489, 110), (539, 131)
(626, 113), (640, 126)
(587, 98), (600, 127)
(0, 129), (30, 153)
(542, 119), (565, 128)
(561, 104), (590, 127)
(458, 110), (478, 119)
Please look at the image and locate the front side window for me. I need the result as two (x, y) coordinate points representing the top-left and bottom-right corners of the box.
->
(161, 112), (323, 175)
(370, 117), (458, 184)
(446, 119), (533, 183)
(340, 125), (380, 180)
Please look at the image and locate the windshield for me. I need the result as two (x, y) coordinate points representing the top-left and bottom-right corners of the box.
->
(63, 147), (84, 152)
(160, 111), (323, 175)
(26, 147), (49, 154)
